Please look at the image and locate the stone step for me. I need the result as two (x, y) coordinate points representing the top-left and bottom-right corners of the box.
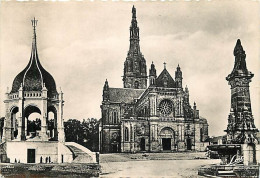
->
(217, 170), (236, 177)
(66, 144), (93, 163)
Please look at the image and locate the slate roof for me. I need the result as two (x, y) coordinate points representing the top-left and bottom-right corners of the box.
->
(109, 88), (145, 103)
(155, 68), (175, 88)
(11, 26), (58, 98)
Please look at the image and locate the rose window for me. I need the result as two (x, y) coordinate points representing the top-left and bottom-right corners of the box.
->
(159, 100), (173, 116)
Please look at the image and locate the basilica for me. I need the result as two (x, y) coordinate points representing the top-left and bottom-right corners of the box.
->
(99, 6), (209, 153)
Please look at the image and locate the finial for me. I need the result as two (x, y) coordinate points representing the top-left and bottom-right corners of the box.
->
(31, 17), (38, 30)
(163, 62), (166, 69)
(185, 85), (189, 93)
(31, 17), (38, 48)
(177, 64), (181, 71)
(152, 61), (153, 64)
(104, 79), (109, 90)
(132, 5), (136, 18)
(194, 101), (196, 106)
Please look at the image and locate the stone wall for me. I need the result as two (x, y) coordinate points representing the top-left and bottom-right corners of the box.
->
(6, 141), (73, 163)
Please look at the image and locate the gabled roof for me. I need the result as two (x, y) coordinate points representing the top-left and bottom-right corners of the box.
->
(109, 88), (145, 103)
(155, 68), (175, 88)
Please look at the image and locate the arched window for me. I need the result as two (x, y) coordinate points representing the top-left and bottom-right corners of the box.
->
(200, 128), (203, 142)
(125, 127), (129, 141)
(113, 112), (117, 124)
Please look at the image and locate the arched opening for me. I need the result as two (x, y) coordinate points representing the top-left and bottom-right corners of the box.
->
(10, 107), (19, 140)
(48, 106), (57, 141)
(113, 112), (117, 124)
(24, 105), (41, 140)
(124, 127), (129, 142)
(140, 137), (145, 151)
(159, 127), (175, 151)
(200, 128), (203, 142)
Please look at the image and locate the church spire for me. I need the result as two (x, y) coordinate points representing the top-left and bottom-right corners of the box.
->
(123, 6), (147, 89)
(129, 5), (140, 54)
(132, 5), (136, 19)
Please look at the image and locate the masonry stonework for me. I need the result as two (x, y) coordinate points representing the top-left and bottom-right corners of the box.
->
(99, 6), (209, 153)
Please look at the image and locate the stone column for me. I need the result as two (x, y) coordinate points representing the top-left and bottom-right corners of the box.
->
(120, 121), (124, 152)
(18, 84), (25, 141)
(57, 89), (65, 143)
(98, 123), (102, 153)
(194, 123), (201, 151)
(16, 113), (22, 141)
(41, 84), (48, 141)
(25, 117), (27, 137)
(3, 111), (11, 142)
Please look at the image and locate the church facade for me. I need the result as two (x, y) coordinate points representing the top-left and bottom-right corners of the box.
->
(99, 6), (209, 153)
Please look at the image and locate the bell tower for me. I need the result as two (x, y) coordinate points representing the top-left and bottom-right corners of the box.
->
(123, 6), (147, 89)
(225, 39), (258, 144)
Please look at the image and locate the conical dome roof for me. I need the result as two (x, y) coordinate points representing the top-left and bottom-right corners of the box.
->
(10, 18), (58, 98)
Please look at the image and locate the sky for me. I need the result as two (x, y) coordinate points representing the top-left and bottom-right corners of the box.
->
(0, 1), (259, 137)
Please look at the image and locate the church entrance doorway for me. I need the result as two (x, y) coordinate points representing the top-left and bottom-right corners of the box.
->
(162, 138), (171, 150)
(187, 138), (192, 150)
(111, 143), (118, 153)
(27, 149), (35, 163)
(140, 138), (145, 151)
(159, 127), (175, 151)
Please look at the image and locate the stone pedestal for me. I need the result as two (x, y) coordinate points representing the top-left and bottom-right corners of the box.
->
(242, 144), (258, 165)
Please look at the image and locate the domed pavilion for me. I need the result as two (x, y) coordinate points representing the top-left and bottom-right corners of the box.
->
(3, 18), (63, 143)
(0, 18), (97, 164)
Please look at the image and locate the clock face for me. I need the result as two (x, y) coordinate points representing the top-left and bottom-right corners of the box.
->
(159, 100), (173, 116)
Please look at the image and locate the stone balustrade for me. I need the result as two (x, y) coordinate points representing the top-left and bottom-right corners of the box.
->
(8, 92), (59, 99)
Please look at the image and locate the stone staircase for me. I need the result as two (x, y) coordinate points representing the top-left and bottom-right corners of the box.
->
(216, 170), (237, 177)
(65, 142), (97, 163)
(0, 142), (9, 163)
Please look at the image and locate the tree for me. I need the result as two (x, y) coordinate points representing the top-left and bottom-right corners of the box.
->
(27, 118), (41, 134)
(82, 118), (99, 152)
(64, 118), (99, 152)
